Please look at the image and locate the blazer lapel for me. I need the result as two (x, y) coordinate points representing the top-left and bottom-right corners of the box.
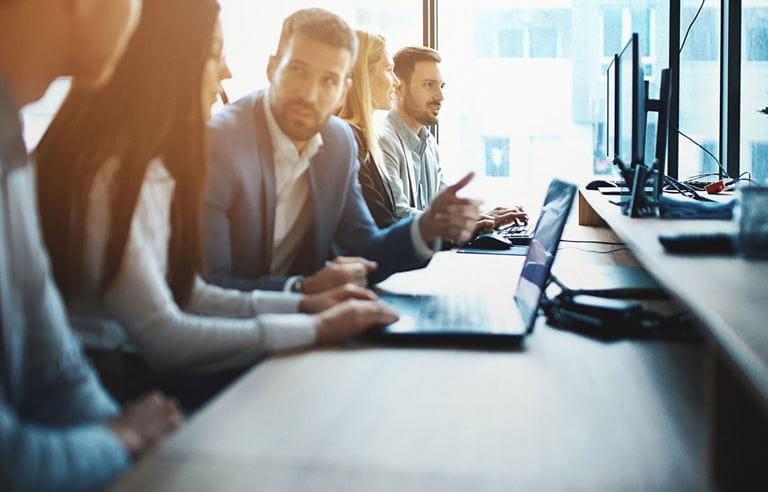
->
(252, 94), (277, 270)
(307, 141), (336, 267)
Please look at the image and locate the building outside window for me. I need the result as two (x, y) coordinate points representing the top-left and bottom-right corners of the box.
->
(741, 1), (768, 183)
(678, 0), (721, 180)
(440, 0), (666, 206)
(483, 136), (511, 177)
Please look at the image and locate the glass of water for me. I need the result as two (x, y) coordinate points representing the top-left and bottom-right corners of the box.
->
(736, 186), (768, 259)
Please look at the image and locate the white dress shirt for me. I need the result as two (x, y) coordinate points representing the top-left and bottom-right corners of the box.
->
(71, 158), (316, 372)
(263, 99), (321, 276)
(263, 99), (436, 293)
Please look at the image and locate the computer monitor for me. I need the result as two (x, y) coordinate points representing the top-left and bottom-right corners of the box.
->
(606, 55), (618, 164)
(616, 33), (646, 171)
(648, 68), (670, 196)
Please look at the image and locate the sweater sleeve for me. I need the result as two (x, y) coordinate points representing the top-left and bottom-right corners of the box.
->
(0, 398), (130, 492)
(103, 221), (315, 372)
(187, 276), (301, 317)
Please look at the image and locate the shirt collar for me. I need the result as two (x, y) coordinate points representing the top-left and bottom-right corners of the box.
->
(387, 109), (430, 153)
(145, 158), (172, 181)
(263, 93), (323, 164)
(0, 73), (28, 171)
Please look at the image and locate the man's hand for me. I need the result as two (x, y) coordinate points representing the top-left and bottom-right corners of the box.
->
(473, 214), (496, 235)
(313, 299), (399, 344)
(419, 172), (481, 244)
(109, 392), (182, 459)
(299, 283), (379, 313)
(301, 257), (378, 294)
(484, 206), (528, 228)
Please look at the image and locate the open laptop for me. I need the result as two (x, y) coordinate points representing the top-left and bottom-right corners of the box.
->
(364, 178), (577, 344)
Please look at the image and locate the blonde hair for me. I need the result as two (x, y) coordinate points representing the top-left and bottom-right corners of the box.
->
(339, 30), (387, 168)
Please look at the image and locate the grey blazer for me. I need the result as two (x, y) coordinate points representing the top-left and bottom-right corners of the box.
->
(202, 90), (429, 291)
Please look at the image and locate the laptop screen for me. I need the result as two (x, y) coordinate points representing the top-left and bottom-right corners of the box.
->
(514, 179), (577, 330)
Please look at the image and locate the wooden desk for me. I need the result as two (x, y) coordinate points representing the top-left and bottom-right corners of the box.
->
(579, 188), (768, 487)
(112, 218), (717, 491)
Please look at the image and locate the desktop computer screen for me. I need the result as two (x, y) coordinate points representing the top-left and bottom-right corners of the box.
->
(616, 33), (646, 170)
(606, 55), (618, 164)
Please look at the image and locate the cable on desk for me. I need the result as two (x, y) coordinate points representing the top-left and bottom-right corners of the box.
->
(560, 239), (626, 246)
(558, 246), (629, 254)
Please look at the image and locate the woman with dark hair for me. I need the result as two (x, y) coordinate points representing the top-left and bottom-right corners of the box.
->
(36, 0), (396, 405)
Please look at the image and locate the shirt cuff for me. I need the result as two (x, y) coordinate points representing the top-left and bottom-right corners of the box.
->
(250, 290), (302, 314)
(258, 313), (317, 351)
(283, 275), (302, 292)
(409, 214), (441, 260)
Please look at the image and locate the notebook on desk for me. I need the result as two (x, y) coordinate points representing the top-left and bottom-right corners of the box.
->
(363, 178), (577, 344)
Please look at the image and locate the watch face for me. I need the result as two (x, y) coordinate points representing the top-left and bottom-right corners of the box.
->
(292, 277), (304, 293)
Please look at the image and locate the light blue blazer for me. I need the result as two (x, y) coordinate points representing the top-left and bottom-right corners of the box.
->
(202, 90), (428, 291)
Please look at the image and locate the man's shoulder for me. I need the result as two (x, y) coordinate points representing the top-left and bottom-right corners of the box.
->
(320, 116), (356, 153)
(208, 90), (263, 136)
(378, 114), (402, 147)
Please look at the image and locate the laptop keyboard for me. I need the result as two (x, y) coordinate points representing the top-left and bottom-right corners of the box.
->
(418, 295), (492, 332)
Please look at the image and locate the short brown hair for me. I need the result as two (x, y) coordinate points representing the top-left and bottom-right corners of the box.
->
(393, 46), (441, 84)
(275, 8), (358, 64)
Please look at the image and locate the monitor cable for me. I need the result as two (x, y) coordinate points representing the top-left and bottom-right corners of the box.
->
(679, 0), (707, 54)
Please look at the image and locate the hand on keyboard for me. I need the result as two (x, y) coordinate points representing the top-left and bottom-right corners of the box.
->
(484, 206), (529, 228)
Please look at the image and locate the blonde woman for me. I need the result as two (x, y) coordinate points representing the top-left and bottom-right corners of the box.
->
(339, 31), (399, 228)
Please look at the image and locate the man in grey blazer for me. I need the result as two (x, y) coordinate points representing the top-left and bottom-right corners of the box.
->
(0, 1), (180, 490)
(204, 8), (480, 294)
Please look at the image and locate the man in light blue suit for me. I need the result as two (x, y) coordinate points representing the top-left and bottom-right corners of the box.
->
(0, 1), (181, 490)
(204, 8), (480, 295)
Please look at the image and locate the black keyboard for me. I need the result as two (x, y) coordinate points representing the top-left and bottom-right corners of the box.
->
(681, 180), (718, 191)
(498, 222), (534, 240)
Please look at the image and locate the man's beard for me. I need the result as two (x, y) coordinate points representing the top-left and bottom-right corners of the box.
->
(273, 98), (329, 142)
(403, 88), (439, 127)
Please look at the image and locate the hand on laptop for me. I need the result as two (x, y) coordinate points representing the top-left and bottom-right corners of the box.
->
(299, 283), (379, 313)
(301, 257), (378, 294)
(419, 172), (481, 244)
(109, 391), (182, 459)
(313, 299), (399, 344)
(484, 206), (528, 228)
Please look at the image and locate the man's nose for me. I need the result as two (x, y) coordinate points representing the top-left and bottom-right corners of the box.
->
(297, 78), (321, 104)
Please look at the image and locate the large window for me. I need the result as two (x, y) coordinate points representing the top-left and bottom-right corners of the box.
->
(439, 0), (667, 202)
(741, 0), (768, 184)
(677, 0), (721, 180)
(218, 1), (421, 103)
(17, 1), (764, 188)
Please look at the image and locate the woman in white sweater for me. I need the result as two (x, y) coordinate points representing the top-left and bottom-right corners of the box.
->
(35, 0), (396, 404)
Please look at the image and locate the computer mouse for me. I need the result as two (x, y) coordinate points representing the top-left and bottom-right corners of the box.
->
(466, 232), (512, 250)
(586, 179), (616, 190)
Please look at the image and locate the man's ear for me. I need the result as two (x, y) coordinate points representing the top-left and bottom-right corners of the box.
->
(266, 54), (277, 83)
(395, 77), (406, 96)
(394, 77), (407, 104)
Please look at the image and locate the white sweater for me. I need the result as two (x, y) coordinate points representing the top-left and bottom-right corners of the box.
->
(70, 158), (315, 372)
